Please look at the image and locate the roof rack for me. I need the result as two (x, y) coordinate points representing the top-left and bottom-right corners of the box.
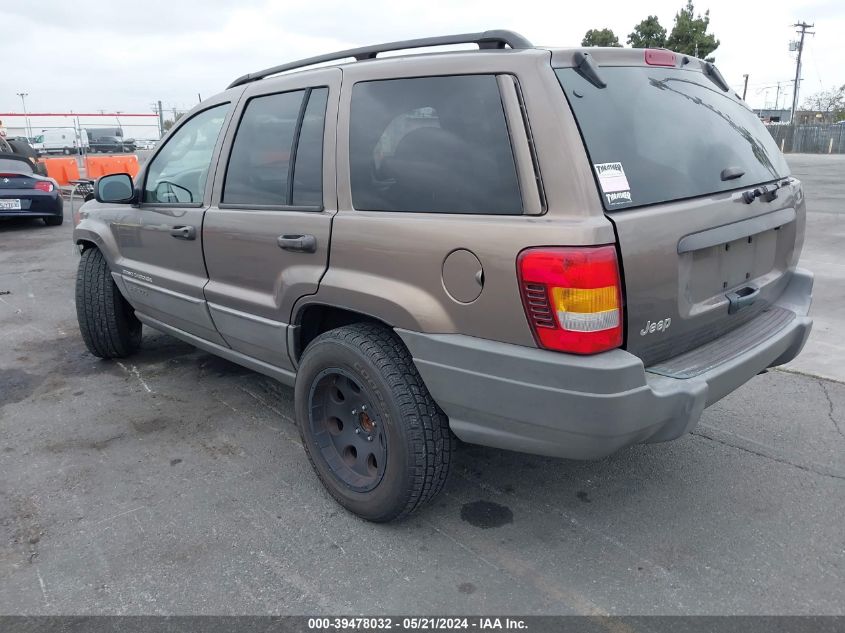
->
(226, 30), (534, 89)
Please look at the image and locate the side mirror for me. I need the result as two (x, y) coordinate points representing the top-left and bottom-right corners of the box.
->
(95, 173), (135, 203)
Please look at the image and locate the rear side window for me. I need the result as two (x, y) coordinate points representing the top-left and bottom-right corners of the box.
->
(555, 67), (789, 210)
(350, 75), (522, 214)
(223, 87), (328, 207)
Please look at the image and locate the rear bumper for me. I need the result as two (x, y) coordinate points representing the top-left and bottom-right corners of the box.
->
(0, 191), (63, 217)
(396, 268), (813, 460)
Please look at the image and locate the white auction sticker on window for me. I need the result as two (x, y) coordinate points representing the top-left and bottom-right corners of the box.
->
(593, 162), (632, 205)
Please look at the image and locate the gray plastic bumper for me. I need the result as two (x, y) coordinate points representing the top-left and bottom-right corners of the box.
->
(396, 268), (813, 460)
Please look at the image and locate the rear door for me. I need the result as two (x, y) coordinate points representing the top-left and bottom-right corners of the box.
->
(202, 68), (340, 370)
(114, 96), (234, 345)
(554, 60), (802, 366)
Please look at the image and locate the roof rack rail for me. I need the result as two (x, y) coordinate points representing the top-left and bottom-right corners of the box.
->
(226, 30), (534, 89)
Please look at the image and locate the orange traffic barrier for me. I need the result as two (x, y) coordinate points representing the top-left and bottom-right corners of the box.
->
(41, 157), (80, 186)
(85, 155), (140, 179)
(112, 154), (139, 178)
(85, 156), (113, 179)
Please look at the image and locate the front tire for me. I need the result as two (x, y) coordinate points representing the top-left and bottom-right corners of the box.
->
(75, 247), (142, 358)
(295, 323), (454, 522)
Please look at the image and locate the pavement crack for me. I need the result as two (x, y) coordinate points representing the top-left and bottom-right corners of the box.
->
(817, 379), (845, 440)
(116, 362), (153, 394)
(692, 427), (845, 480)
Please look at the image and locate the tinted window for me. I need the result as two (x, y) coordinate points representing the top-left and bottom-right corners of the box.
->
(350, 75), (522, 214)
(292, 88), (328, 206)
(555, 67), (790, 210)
(223, 91), (303, 205)
(144, 104), (229, 204)
(224, 88), (327, 207)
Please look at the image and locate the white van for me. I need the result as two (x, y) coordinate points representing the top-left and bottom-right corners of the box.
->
(31, 129), (89, 155)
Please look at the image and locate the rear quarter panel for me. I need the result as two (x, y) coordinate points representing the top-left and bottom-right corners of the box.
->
(300, 49), (615, 345)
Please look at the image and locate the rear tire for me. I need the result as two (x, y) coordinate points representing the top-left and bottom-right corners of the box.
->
(75, 247), (142, 358)
(295, 323), (454, 522)
(43, 213), (63, 226)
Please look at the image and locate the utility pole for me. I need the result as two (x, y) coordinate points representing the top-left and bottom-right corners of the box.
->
(16, 92), (30, 139)
(790, 21), (814, 124)
(157, 100), (164, 138)
(742, 74), (749, 100)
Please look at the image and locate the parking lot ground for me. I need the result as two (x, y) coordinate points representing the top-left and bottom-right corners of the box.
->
(782, 154), (845, 382)
(0, 155), (843, 615)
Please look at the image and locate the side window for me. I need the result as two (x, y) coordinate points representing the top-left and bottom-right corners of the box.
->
(144, 104), (229, 204)
(292, 88), (328, 206)
(223, 87), (328, 207)
(350, 75), (522, 214)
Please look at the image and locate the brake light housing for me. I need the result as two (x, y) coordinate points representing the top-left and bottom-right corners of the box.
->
(644, 49), (677, 67)
(34, 181), (54, 192)
(517, 246), (623, 354)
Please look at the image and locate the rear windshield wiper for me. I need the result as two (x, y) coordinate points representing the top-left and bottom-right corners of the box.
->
(742, 178), (791, 204)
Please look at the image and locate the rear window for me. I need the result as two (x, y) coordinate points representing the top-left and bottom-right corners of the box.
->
(555, 67), (789, 210)
(0, 157), (33, 174)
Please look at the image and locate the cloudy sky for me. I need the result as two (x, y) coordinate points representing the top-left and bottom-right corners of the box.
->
(2, 0), (842, 118)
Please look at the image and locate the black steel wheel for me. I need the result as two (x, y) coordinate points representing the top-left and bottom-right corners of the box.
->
(295, 323), (454, 522)
(308, 368), (388, 492)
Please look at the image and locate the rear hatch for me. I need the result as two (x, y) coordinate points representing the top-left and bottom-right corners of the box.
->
(554, 53), (803, 367)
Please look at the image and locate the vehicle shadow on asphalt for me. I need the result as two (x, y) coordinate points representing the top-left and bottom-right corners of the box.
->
(0, 217), (50, 232)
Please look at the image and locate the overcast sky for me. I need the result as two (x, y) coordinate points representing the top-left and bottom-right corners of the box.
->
(2, 0), (843, 117)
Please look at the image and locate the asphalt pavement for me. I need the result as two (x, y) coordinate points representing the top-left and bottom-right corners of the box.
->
(0, 155), (843, 615)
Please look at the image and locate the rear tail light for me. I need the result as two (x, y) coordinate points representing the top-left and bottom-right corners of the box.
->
(34, 181), (54, 192)
(517, 246), (623, 354)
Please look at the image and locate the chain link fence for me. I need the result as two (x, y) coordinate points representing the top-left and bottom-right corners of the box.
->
(765, 123), (845, 154)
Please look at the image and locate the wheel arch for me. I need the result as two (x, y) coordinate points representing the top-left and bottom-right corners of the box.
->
(291, 302), (395, 364)
(73, 233), (134, 306)
(73, 226), (119, 266)
(76, 237), (98, 252)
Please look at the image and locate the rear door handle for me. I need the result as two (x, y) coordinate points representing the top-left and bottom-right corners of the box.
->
(170, 225), (196, 240)
(726, 285), (759, 314)
(277, 234), (317, 253)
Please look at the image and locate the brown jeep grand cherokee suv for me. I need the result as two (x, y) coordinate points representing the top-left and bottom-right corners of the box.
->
(73, 31), (813, 521)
